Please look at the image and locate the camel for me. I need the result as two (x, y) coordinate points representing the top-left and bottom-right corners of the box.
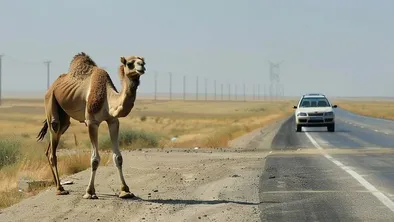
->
(36, 52), (146, 199)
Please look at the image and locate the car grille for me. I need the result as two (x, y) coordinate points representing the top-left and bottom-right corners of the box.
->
(308, 112), (324, 116)
(308, 119), (324, 123)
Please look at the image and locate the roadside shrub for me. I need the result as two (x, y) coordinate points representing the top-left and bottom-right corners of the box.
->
(95, 129), (160, 150)
(0, 139), (21, 168)
(140, 116), (147, 122)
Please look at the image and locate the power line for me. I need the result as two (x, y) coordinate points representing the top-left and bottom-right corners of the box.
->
(44, 60), (51, 90)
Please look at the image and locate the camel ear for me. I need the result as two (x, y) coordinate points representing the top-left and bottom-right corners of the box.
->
(120, 57), (126, 65)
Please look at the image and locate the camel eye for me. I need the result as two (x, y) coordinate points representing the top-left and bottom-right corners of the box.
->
(127, 61), (135, 69)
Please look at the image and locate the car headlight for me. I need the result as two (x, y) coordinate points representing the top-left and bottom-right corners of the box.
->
(325, 111), (334, 116)
(297, 112), (307, 117)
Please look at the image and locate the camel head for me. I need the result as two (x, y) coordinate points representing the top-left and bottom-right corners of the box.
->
(120, 56), (146, 78)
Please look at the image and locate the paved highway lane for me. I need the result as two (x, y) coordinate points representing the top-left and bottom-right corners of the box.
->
(272, 108), (394, 150)
(336, 108), (394, 135)
(260, 109), (394, 221)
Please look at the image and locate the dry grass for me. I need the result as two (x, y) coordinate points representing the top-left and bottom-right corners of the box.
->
(0, 138), (111, 208)
(335, 99), (394, 120)
(0, 98), (295, 209)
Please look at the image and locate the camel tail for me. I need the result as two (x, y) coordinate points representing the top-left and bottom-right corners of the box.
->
(36, 120), (48, 142)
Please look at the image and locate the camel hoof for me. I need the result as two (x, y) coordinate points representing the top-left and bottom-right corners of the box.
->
(119, 191), (135, 199)
(56, 190), (69, 195)
(83, 193), (98, 199)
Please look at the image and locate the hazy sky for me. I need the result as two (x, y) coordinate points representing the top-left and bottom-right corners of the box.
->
(1, 0), (394, 97)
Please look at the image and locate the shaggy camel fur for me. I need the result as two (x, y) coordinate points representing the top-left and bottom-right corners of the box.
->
(36, 52), (146, 199)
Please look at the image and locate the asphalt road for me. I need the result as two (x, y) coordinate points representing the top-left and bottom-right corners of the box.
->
(260, 108), (394, 221)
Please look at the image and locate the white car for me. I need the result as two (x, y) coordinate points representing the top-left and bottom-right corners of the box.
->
(293, 93), (337, 132)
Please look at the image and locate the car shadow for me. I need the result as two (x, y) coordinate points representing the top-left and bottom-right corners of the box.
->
(302, 129), (350, 133)
(301, 127), (350, 133)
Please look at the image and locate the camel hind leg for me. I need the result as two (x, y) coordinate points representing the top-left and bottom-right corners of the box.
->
(44, 117), (70, 188)
(44, 91), (71, 195)
(45, 142), (56, 185)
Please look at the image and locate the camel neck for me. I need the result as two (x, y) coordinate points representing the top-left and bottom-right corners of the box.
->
(108, 76), (139, 118)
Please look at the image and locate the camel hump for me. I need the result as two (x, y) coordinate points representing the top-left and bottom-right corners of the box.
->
(87, 68), (110, 114)
(69, 52), (98, 78)
(70, 52), (97, 67)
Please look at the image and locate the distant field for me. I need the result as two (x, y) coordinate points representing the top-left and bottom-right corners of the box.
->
(334, 100), (394, 120)
(0, 98), (295, 209)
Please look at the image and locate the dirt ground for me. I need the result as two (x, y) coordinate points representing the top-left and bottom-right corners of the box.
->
(0, 116), (285, 222)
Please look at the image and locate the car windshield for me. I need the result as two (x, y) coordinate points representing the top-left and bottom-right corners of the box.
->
(299, 97), (331, 107)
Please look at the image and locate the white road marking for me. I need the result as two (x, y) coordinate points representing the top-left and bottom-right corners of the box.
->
(262, 190), (374, 194)
(304, 131), (394, 213)
(342, 119), (390, 134)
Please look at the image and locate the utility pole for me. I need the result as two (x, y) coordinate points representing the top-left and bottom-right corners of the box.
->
(0, 54), (3, 106)
(204, 78), (208, 101)
(235, 84), (237, 101)
(243, 83), (246, 102)
(214, 80), (217, 100)
(196, 76), (199, 100)
(154, 71), (158, 100)
(183, 75), (186, 101)
(253, 84), (256, 100)
(257, 84), (260, 100)
(169, 72), (172, 100)
(44, 60), (51, 90)
(228, 83), (231, 101)
(221, 83), (223, 100)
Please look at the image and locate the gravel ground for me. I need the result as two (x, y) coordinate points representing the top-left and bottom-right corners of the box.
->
(0, 118), (287, 222)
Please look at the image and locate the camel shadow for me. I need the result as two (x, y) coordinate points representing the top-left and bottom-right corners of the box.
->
(97, 194), (280, 205)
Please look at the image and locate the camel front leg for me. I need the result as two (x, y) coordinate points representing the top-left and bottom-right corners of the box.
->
(83, 120), (100, 199)
(107, 118), (134, 199)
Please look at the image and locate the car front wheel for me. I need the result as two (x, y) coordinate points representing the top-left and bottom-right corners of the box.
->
(327, 124), (335, 132)
(296, 125), (302, 132)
